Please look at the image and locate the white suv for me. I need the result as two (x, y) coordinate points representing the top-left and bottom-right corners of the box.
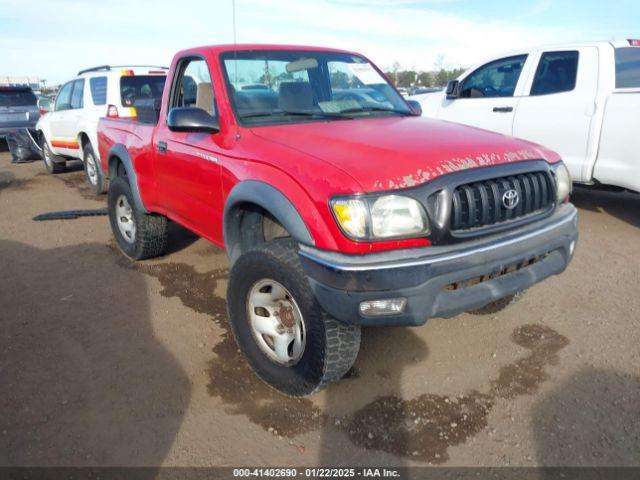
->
(36, 65), (167, 193)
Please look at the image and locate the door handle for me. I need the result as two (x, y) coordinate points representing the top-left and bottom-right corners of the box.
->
(157, 141), (167, 154)
(493, 106), (514, 113)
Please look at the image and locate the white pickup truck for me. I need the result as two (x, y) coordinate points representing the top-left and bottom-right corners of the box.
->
(414, 40), (640, 192)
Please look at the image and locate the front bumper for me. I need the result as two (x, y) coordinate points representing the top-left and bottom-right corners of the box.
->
(300, 203), (578, 326)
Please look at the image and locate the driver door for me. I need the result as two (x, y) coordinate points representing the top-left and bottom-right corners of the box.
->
(438, 54), (531, 136)
(153, 56), (224, 241)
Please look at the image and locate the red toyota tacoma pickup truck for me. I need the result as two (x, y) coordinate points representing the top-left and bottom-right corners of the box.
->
(98, 44), (578, 396)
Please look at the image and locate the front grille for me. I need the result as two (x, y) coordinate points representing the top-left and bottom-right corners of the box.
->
(450, 171), (554, 231)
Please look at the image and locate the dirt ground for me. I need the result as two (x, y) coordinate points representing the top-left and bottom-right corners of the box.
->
(1, 147), (639, 468)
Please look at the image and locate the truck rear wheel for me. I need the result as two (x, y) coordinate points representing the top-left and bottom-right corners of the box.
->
(227, 238), (361, 396)
(468, 292), (522, 315)
(108, 176), (168, 260)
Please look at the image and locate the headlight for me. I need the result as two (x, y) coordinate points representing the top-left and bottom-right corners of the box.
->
(331, 195), (429, 240)
(371, 195), (428, 238)
(331, 198), (368, 238)
(554, 162), (572, 203)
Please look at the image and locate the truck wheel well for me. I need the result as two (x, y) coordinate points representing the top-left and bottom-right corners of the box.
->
(105, 144), (149, 213)
(228, 203), (291, 260)
(223, 181), (314, 264)
(108, 156), (127, 178)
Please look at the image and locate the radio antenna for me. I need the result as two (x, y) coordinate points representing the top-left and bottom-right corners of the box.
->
(232, 0), (238, 85)
(232, 0), (240, 140)
(232, 0), (238, 47)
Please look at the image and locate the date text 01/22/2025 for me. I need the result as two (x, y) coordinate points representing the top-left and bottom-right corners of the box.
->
(232, 467), (401, 478)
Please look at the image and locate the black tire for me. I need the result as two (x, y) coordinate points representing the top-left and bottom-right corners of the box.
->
(83, 143), (107, 194)
(468, 292), (523, 315)
(41, 138), (66, 174)
(108, 176), (168, 260)
(227, 239), (361, 396)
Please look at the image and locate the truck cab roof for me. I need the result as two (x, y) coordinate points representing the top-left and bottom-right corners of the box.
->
(175, 44), (358, 58)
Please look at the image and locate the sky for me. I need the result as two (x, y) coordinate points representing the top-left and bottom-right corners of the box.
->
(1, 0), (638, 85)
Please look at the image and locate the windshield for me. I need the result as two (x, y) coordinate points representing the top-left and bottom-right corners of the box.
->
(221, 50), (412, 126)
(0, 89), (37, 107)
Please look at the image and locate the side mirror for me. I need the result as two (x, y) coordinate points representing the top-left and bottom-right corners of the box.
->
(167, 107), (220, 133)
(406, 99), (422, 116)
(37, 99), (52, 114)
(446, 80), (460, 99)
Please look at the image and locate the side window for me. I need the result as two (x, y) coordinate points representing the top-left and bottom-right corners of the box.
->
(90, 76), (108, 105)
(615, 47), (640, 88)
(70, 79), (84, 109)
(170, 58), (216, 117)
(531, 51), (579, 96)
(55, 82), (74, 111)
(460, 55), (528, 98)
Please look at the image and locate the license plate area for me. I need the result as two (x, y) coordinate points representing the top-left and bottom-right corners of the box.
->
(2, 112), (29, 121)
(444, 252), (551, 291)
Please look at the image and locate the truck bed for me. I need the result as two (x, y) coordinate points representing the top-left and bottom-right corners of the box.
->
(97, 117), (157, 204)
(593, 90), (640, 191)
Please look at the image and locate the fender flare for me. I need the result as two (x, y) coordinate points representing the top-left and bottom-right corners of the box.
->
(223, 180), (315, 263)
(107, 144), (148, 213)
(76, 130), (92, 151)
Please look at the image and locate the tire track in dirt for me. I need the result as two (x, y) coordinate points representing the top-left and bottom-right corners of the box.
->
(56, 170), (101, 201)
(0, 171), (33, 194)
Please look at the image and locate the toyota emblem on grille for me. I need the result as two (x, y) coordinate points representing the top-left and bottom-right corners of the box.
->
(502, 189), (519, 209)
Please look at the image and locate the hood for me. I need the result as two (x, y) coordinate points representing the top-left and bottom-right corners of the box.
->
(251, 116), (559, 192)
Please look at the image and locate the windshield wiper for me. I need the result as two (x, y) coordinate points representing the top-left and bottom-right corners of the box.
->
(338, 106), (415, 116)
(240, 110), (353, 120)
(283, 110), (353, 119)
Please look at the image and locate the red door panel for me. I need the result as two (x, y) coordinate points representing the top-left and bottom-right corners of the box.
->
(153, 130), (224, 242)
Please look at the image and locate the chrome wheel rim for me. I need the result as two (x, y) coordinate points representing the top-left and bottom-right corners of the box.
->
(86, 152), (98, 185)
(247, 279), (306, 365)
(115, 194), (136, 244)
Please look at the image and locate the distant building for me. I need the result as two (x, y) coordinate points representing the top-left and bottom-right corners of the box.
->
(0, 76), (44, 91)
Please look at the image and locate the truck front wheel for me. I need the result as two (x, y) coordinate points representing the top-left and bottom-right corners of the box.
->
(227, 239), (361, 396)
(108, 176), (168, 260)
